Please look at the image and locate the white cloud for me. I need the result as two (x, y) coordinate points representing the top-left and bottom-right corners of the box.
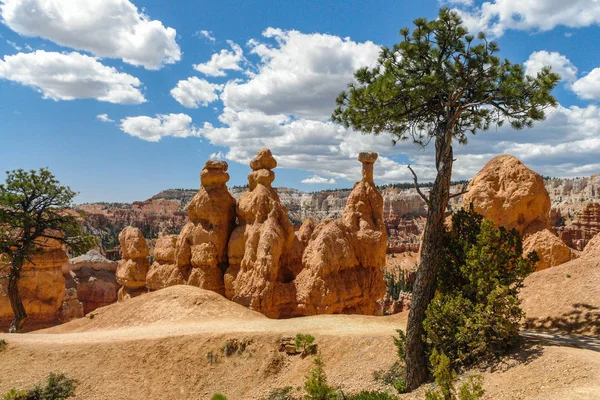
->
(220, 28), (381, 120)
(5, 39), (20, 51)
(572, 68), (600, 100)
(302, 175), (336, 184)
(170, 77), (222, 108)
(0, 0), (180, 70)
(96, 113), (114, 123)
(453, 0), (600, 37)
(193, 40), (244, 77)
(197, 30), (215, 42)
(0, 50), (145, 104)
(120, 113), (199, 142)
(524, 51), (578, 83)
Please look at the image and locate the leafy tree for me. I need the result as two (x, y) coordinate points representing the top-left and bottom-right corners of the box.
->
(423, 209), (537, 367)
(332, 8), (558, 389)
(304, 353), (336, 400)
(424, 351), (484, 400)
(0, 168), (95, 332)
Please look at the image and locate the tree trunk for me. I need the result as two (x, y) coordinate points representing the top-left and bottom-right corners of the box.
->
(8, 258), (27, 333)
(405, 133), (454, 391)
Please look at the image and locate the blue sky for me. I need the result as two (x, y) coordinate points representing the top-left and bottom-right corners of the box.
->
(1, 0), (600, 203)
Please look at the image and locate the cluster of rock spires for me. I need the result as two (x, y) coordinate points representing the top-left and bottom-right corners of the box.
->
(116, 149), (387, 318)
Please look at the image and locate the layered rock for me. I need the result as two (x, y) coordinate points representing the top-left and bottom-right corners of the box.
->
(175, 160), (236, 294)
(225, 149), (297, 318)
(65, 250), (119, 313)
(294, 151), (387, 316)
(523, 229), (576, 271)
(463, 155), (552, 236)
(0, 237), (67, 327)
(146, 234), (185, 290)
(116, 227), (149, 300)
(558, 202), (600, 251)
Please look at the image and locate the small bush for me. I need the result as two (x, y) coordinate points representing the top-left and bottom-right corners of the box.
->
(221, 338), (252, 357)
(304, 353), (337, 400)
(4, 373), (77, 400)
(0, 339), (6, 352)
(294, 334), (317, 356)
(373, 330), (406, 393)
(424, 351), (484, 400)
(345, 391), (398, 400)
(264, 386), (300, 400)
(211, 394), (228, 400)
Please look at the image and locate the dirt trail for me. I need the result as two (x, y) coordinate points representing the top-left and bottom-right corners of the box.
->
(0, 286), (599, 400)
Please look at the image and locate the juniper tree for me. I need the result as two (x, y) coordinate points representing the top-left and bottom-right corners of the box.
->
(0, 168), (95, 332)
(332, 8), (558, 390)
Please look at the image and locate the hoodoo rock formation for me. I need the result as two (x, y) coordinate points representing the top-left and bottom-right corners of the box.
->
(463, 155), (552, 236)
(0, 237), (67, 327)
(464, 155), (575, 271)
(176, 160), (236, 294)
(225, 149), (297, 318)
(146, 234), (185, 290)
(558, 202), (600, 251)
(64, 250), (119, 314)
(116, 226), (149, 300)
(294, 151), (387, 316)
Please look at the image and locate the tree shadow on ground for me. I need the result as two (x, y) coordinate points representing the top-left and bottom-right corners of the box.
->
(524, 303), (600, 336)
(481, 341), (545, 374)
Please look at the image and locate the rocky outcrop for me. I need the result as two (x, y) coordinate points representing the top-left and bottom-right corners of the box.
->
(558, 202), (600, 251)
(523, 229), (576, 271)
(225, 149), (297, 318)
(146, 234), (185, 290)
(116, 227), (149, 300)
(59, 288), (84, 322)
(0, 237), (67, 326)
(175, 160), (237, 294)
(294, 151), (387, 316)
(65, 250), (119, 313)
(463, 155), (552, 236)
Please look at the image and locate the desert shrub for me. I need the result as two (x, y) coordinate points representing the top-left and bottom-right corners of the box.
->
(264, 386), (300, 400)
(345, 391), (399, 399)
(424, 351), (484, 400)
(384, 268), (414, 299)
(0, 339), (6, 352)
(221, 338), (252, 357)
(373, 329), (406, 394)
(4, 373), (77, 400)
(304, 353), (337, 400)
(424, 209), (536, 367)
(211, 394), (228, 400)
(295, 334), (317, 356)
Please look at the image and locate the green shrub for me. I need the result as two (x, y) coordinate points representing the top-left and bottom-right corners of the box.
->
(3, 373), (77, 400)
(373, 329), (407, 394)
(295, 334), (317, 357)
(221, 338), (252, 357)
(424, 208), (536, 367)
(384, 268), (414, 299)
(304, 353), (336, 400)
(345, 391), (399, 400)
(424, 351), (484, 400)
(264, 386), (300, 400)
(211, 394), (228, 400)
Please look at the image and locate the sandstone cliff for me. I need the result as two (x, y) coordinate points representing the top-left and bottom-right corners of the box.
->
(116, 227), (149, 300)
(558, 202), (600, 251)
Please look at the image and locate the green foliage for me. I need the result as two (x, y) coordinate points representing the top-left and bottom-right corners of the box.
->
(295, 334), (317, 356)
(384, 269), (413, 299)
(304, 354), (336, 400)
(211, 394), (228, 400)
(373, 330), (406, 394)
(332, 8), (559, 145)
(3, 373), (77, 400)
(424, 351), (484, 400)
(221, 338), (252, 357)
(264, 387), (299, 400)
(424, 209), (536, 367)
(392, 329), (406, 360)
(345, 391), (398, 400)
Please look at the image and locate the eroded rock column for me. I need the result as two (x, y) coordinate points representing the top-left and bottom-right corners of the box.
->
(116, 226), (149, 300)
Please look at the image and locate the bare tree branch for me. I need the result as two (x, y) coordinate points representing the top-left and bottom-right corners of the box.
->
(449, 189), (468, 199)
(407, 164), (431, 206)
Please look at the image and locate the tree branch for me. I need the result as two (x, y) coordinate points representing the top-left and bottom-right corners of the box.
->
(448, 189), (468, 199)
(407, 165), (431, 206)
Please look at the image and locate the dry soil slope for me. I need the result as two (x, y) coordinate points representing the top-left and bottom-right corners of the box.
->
(0, 285), (598, 399)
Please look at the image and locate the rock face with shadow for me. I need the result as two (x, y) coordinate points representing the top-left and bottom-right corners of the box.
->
(116, 226), (149, 300)
(558, 202), (600, 251)
(146, 234), (185, 291)
(294, 151), (387, 316)
(224, 149), (297, 318)
(175, 160), (237, 295)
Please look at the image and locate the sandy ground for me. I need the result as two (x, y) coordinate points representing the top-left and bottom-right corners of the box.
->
(0, 286), (599, 400)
